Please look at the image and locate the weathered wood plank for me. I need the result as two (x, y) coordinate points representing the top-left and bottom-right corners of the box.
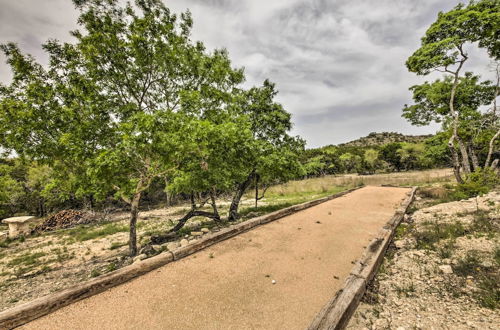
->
(307, 275), (366, 330)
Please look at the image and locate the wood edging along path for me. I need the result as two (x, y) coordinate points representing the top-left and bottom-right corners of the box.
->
(308, 186), (417, 330)
(0, 187), (363, 329)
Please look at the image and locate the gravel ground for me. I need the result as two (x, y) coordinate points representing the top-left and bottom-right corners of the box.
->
(348, 190), (500, 330)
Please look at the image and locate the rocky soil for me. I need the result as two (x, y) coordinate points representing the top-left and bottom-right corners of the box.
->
(348, 190), (500, 330)
(0, 204), (230, 312)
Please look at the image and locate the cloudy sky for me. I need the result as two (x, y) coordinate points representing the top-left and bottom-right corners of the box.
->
(0, 0), (494, 147)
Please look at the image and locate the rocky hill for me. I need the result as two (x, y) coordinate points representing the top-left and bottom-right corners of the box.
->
(339, 132), (431, 148)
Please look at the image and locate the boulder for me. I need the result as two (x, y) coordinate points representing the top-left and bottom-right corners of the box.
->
(166, 242), (180, 251)
(133, 254), (147, 263)
(394, 240), (406, 249)
(438, 265), (453, 274)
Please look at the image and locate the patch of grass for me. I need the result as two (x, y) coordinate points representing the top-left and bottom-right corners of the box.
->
(494, 246), (500, 266)
(418, 186), (450, 200)
(414, 221), (467, 250)
(105, 262), (117, 273)
(110, 241), (128, 250)
(394, 223), (410, 240)
(454, 250), (485, 277)
(470, 210), (497, 238)
(239, 202), (295, 218)
(394, 281), (416, 297)
(7, 251), (47, 267)
(0, 270), (11, 277)
(437, 240), (455, 259)
(65, 222), (129, 242)
(453, 250), (499, 309)
(0, 237), (23, 248)
(50, 247), (74, 263)
(90, 268), (101, 278)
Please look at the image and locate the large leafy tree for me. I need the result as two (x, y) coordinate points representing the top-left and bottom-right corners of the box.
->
(226, 80), (304, 221)
(405, 0), (499, 183)
(0, 0), (244, 256)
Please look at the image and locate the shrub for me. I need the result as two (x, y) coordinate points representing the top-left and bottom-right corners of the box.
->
(451, 168), (500, 200)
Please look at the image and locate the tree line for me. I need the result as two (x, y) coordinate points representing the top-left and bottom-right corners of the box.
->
(301, 133), (451, 177)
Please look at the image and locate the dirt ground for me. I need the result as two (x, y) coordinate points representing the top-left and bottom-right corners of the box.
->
(21, 186), (410, 330)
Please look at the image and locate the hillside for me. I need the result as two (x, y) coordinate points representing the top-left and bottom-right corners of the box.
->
(338, 132), (432, 148)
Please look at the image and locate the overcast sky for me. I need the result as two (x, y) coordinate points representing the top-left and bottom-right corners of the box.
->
(0, 0), (495, 147)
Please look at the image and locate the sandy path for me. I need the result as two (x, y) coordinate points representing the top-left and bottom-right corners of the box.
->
(22, 186), (410, 330)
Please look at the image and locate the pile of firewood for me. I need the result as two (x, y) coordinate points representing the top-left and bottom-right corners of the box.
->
(34, 210), (95, 232)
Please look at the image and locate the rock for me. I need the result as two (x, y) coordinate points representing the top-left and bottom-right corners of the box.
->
(481, 260), (493, 268)
(191, 231), (203, 237)
(394, 240), (406, 249)
(190, 220), (202, 228)
(180, 239), (189, 247)
(201, 228), (210, 233)
(133, 254), (147, 263)
(166, 242), (179, 251)
(139, 245), (156, 255)
(151, 244), (162, 251)
(271, 280), (276, 284)
(438, 265), (453, 274)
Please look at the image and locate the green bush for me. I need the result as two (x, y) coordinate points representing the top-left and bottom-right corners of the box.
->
(451, 168), (500, 200)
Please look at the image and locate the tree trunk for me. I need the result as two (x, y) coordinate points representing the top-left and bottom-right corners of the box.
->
(228, 171), (255, 222)
(255, 174), (259, 208)
(129, 192), (141, 257)
(457, 138), (471, 174)
(468, 144), (480, 172)
(448, 137), (464, 184)
(210, 191), (220, 221)
(164, 178), (171, 207)
(448, 49), (468, 183)
(485, 128), (500, 168)
(491, 159), (499, 170)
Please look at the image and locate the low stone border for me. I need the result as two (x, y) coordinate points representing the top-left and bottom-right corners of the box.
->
(0, 187), (361, 329)
(307, 186), (417, 330)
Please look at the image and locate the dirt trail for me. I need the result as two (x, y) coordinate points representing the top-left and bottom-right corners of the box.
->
(22, 186), (410, 330)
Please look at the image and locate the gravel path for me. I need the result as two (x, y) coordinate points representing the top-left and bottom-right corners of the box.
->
(22, 186), (410, 330)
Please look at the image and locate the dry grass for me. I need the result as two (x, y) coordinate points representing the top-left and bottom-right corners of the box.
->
(266, 168), (453, 197)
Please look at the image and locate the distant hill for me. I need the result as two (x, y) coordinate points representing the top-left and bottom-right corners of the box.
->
(338, 132), (432, 148)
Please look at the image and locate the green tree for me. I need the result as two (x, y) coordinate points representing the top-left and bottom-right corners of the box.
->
(0, 0), (244, 255)
(226, 80), (304, 221)
(405, 0), (499, 182)
(363, 149), (380, 174)
(380, 143), (403, 171)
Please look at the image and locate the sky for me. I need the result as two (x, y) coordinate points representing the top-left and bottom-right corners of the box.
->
(0, 0), (495, 147)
